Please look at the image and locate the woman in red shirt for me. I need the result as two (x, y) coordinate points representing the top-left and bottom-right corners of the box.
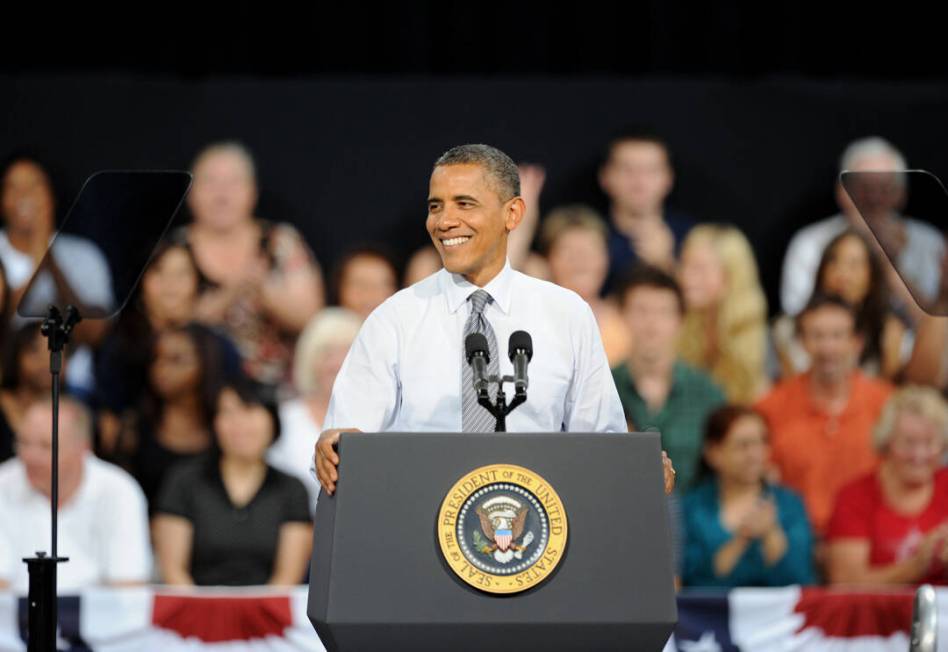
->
(826, 385), (948, 585)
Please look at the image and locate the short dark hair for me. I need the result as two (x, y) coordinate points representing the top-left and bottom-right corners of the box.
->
(602, 128), (672, 169)
(795, 292), (857, 336)
(615, 264), (685, 314)
(1, 149), (63, 226)
(208, 376), (282, 459)
(434, 144), (520, 200)
(697, 404), (768, 481)
(330, 244), (400, 305)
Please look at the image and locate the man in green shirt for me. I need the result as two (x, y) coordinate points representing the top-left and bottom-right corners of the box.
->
(612, 265), (726, 491)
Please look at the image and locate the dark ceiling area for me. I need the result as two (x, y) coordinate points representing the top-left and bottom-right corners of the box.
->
(3, 3), (945, 79)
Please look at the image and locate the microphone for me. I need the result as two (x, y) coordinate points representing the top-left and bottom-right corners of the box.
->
(464, 333), (491, 396)
(508, 330), (533, 395)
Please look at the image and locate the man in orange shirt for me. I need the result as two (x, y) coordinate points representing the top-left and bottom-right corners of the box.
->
(756, 294), (892, 536)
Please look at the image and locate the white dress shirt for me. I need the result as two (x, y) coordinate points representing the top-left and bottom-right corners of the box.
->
(324, 260), (627, 434)
(268, 398), (322, 511)
(0, 455), (151, 593)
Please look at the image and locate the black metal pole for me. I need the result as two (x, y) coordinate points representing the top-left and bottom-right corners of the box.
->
(50, 354), (60, 559)
(23, 305), (79, 652)
(493, 388), (507, 432)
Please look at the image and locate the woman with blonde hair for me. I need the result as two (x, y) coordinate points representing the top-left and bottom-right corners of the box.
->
(677, 224), (769, 404)
(266, 307), (362, 505)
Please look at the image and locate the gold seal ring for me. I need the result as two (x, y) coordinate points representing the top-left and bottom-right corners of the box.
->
(436, 464), (568, 594)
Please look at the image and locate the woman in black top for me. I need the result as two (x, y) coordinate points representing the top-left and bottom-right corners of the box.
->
(153, 378), (312, 586)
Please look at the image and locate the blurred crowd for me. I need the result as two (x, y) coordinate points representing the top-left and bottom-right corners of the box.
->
(0, 133), (946, 592)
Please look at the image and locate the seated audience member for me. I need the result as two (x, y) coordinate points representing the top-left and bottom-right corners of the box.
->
(0, 153), (113, 394)
(612, 265), (726, 491)
(598, 130), (693, 283)
(826, 386), (948, 585)
(403, 244), (442, 286)
(774, 228), (911, 380)
(331, 246), (399, 320)
(94, 237), (240, 454)
(678, 224), (769, 403)
(780, 137), (944, 317)
(113, 323), (231, 507)
(683, 405), (814, 587)
(0, 323), (53, 463)
(540, 204), (630, 366)
(183, 141), (323, 388)
(0, 398), (151, 592)
(268, 307), (361, 505)
(756, 294), (893, 535)
(153, 379), (312, 586)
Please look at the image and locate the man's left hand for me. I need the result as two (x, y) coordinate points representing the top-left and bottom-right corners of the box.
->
(662, 450), (676, 495)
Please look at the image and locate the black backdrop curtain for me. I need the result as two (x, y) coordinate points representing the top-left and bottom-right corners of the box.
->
(3, 75), (947, 313)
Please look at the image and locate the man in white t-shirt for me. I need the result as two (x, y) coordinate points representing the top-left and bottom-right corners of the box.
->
(0, 398), (151, 593)
(780, 136), (945, 316)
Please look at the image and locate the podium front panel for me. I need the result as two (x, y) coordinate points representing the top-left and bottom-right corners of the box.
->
(309, 432), (676, 651)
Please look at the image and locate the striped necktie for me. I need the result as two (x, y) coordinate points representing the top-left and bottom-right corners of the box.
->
(461, 289), (500, 432)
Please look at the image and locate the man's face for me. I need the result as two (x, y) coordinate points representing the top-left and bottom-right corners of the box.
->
(835, 153), (906, 224)
(339, 254), (397, 320)
(547, 228), (609, 300)
(426, 164), (522, 285)
(599, 141), (673, 214)
(621, 286), (682, 361)
(799, 306), (861, 383)
(16, 405), (86, 497)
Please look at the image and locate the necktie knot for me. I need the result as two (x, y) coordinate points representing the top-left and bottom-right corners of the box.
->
(469, 289), (493, 316)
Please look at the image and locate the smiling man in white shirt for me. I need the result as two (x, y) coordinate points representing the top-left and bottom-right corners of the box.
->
(315, 144), (673, 496)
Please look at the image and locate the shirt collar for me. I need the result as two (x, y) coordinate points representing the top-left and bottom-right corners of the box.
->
(441, 259), (514, 316)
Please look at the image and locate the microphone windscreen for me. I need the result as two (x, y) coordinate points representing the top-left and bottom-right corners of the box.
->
(508, 330), (533, 361)
(465, 332), (490, 363)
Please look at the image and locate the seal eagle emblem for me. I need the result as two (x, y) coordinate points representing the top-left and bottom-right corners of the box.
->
(437, 464), (568, 594)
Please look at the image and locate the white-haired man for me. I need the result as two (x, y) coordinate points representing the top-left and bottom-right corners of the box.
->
(0, 398), (151, 592)
(780, 136), (945, 316)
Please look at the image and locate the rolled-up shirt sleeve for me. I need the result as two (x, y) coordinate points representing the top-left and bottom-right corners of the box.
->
(323, 307), (401, 433)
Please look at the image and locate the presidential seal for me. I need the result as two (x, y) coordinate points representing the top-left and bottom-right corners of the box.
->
(437, 464), (568, 594)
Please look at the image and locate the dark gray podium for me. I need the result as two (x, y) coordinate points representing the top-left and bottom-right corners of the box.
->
(307, 432), (677, 651)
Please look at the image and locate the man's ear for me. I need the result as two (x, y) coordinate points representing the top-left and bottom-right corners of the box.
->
(504, 196), (526, 233)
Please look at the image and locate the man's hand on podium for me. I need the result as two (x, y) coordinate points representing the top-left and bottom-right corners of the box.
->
(662, 451), (676, 495)
(315, 428), (361, 495)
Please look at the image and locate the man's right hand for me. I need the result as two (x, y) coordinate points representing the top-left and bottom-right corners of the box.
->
(315, 428), (361, 495)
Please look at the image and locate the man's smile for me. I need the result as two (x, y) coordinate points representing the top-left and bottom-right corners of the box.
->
(442, 236), (472, 247)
